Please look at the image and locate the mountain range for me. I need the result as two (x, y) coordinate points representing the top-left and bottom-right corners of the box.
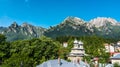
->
(0, 22), (45, 41)
(1, 16), (120, 41)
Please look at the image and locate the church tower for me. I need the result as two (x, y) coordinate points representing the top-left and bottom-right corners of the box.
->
(68, 39), (85, 62)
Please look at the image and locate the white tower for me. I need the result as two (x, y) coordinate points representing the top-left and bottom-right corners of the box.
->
(68, 39), (85, 62)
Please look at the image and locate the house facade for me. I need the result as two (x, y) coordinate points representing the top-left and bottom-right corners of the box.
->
(115, 41), (120, 52)
(111, 53), (120, 64)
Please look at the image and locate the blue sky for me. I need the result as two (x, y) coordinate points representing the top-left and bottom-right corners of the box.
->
(0, 0), (120, 28)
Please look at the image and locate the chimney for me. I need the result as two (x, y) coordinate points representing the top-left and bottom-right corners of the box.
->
(58, 57), (61, 65)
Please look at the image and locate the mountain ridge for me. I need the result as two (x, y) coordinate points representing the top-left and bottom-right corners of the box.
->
(0, 22), (46, 41)
(44, 16), (120, 39)
(1, 16), (120, 41)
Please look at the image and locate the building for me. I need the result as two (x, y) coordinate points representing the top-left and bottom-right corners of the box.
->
(104, 43), (115, 53)
(63, 42), (68, 48)
(104, 43), (115, 56)
(111, 53), (120, 64)
(104, 43), (120, 55)
(115, 41), (120, 52)
(68, 39), (85, 62)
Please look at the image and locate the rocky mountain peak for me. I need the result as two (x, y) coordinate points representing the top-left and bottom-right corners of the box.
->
(89, 17), (118, 27)
(0, 22), (45, 41)
(22, 23), (28, 27)
(63, 16), (85, 25)
(10, 22), (19, 28)
(21, 22), (33, 27)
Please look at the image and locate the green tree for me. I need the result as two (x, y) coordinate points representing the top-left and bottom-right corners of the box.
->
(0, 34), (6, 43)
(0, 34), (10, 65)
(2, 36), (60, 67)
(79, 36), (110, 63)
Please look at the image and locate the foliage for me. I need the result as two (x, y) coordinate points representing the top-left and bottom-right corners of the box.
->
(1, 36), (61, 67)
(0, 34), (6, 42)
(79, 36), (106, 57)
(56, 35), (111, 63)
(0, 34), (116, 67)
(79, 36), (110, 63)
(113, 62), (120, 67)
(0, 34), (10, 65)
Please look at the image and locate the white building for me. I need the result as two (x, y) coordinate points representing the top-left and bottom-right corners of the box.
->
(105, 43), (115, 53)
(115, 41), (120, 52)
(111, 53), (120, 64)
(68, 39), (85, 62)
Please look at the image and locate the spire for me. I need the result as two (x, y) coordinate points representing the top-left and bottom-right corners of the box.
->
(78, 41), (83, 44)
(74, 39), (78, 44)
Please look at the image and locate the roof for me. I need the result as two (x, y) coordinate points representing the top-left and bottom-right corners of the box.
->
(68, 53), (84, 57)
(73, 39), (84, 45)
(74, 39), (78, 44)
(111, 53), (120, 59)
(36, 59), (90, 67)
(78, 41), (83, 44)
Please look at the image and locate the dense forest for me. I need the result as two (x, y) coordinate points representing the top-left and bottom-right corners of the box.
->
(0, 34), (119, 67)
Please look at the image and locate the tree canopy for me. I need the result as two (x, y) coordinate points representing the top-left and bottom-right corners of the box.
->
(0, 34), (115, 67)
(1, 36), (61, 67)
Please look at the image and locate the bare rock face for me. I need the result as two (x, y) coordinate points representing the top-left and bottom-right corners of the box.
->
(0, 22), (46, 41)
(44, 16), (120, 39)
(89, 17), (118, 28)
(62, 16), (85, 25)
(0, 16), (120, 41)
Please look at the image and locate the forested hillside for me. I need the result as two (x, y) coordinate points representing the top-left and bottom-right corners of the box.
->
(0, 34), (116, 67)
